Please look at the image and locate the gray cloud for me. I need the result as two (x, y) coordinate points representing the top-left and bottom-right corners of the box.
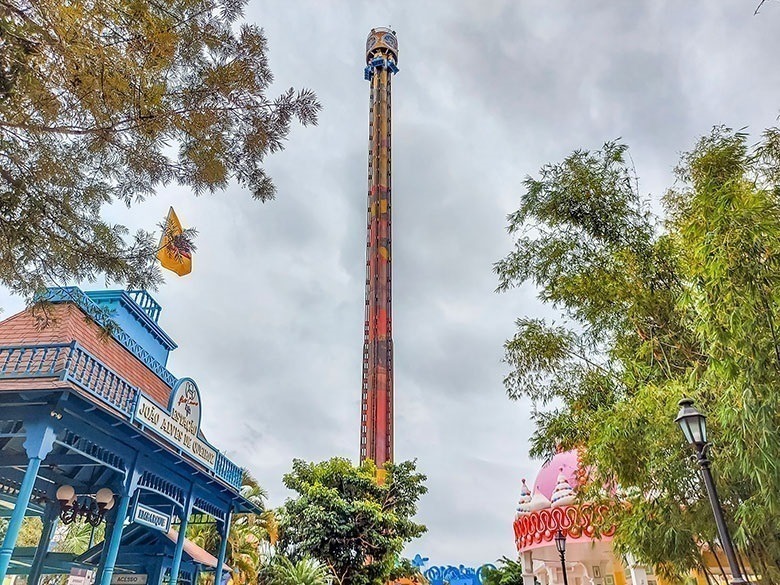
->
(2, 0), (780, 568)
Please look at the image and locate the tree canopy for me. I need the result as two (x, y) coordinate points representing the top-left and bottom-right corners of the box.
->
(187, 470), (273, 585)
(481, 557), (523, 585)
(387, 557), (428, 584)
(495, 126), (780, 581)
(277, 457), (427, 585)
(263, 556), (330, 585)
(0, 0), (320, 298)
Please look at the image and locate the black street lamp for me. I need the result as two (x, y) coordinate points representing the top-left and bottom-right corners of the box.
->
(675, 398), (749, 585)
(554, 529), (569, 585)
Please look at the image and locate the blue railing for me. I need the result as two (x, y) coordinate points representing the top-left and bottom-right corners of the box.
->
(126, 290), (162, 323)
(214, 452), (243, 489)
(0, 343), (243, 491)
(0, 344), (70, 377)
(66, 345), (138, 415)
(0, 342), (139, 417)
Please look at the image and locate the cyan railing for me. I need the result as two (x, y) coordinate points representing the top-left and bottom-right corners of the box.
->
(212, 453), (243, 492)
(0, 343), (243, 491)
(126, 290), (162, 323)
(0, 344), (70, 378)
(214, 451), (244, 488)
(66, 344), (138, 415)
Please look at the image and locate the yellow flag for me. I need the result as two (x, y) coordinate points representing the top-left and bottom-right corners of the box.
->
(157, 207), (192, 276)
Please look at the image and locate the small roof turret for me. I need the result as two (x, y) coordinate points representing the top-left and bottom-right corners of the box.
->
(515, 478), (533, 518)
(550, 467), (577, 508)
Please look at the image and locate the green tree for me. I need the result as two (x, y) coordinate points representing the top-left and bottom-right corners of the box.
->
(481, 557), (523, 585)
(277, 457), (427, 585)
(387, 557), (428, 584)
(495, 126), (780, 582)
(2, 516), (43, 547)
(54, 521), (104, 554)
(0, 516), (105, 556)
(0, 0), (320, 299)
(265, 556), (330, 585)
(188, 470), (272, 585)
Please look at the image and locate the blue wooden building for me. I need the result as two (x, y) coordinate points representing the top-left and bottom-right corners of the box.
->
(0, 287), (259, 585)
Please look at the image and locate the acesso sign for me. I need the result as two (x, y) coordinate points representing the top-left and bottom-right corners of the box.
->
(111, 575), (148, 585)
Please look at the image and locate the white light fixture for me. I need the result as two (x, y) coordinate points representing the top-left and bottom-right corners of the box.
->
(56, 485), (114, 526)
(56, 484), (75, 505)
(95, 488), (114, 510)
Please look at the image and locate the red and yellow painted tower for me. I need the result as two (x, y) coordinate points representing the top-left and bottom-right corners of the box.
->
(360, 28), (399, 468)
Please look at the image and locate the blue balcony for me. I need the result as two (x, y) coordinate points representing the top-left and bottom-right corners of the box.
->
(0, 343), (243, 491)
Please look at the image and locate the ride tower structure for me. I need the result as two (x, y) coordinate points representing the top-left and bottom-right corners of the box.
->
(360, 28), (399, 469)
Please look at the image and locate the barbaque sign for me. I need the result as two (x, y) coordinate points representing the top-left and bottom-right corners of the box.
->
(131, 502), (171, 533)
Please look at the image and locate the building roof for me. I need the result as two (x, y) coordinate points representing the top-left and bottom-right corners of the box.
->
(513, 449), (617, 552)
(533, 449), (581, 500)
(77, 524), (231, 572)
(0, 287), (250, 497)
(165, 529), (226, 570)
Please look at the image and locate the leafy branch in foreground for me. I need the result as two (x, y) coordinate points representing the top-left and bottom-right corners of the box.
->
(0, 0), (321, 300)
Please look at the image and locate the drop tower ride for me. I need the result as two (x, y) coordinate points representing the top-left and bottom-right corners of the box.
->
(360, 28), (399, 468)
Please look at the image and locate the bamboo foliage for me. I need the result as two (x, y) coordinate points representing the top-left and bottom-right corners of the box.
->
(495, 126), (780, 582)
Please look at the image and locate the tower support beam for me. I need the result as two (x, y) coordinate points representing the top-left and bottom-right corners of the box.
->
(360, 27), (399, 469)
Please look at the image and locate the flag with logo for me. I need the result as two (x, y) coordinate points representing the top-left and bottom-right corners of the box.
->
(157, 207), (193, 276)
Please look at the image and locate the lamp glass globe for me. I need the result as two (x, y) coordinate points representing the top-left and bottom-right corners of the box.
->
(95, 488), (114, 505)
(56, 485), (75, 503)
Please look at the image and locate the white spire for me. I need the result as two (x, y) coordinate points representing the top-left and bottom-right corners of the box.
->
(515, 478), (533, 518)
(550, 467), (576, 508)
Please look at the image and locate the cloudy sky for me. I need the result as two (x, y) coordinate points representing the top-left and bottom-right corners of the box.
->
(3, 0), (780, 567)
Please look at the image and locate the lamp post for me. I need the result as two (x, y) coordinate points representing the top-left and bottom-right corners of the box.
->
(675, 398), (748, 585)
(554, 529), (569, 585)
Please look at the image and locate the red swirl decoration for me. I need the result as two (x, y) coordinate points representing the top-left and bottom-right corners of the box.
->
(513, 504), (615, 551)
